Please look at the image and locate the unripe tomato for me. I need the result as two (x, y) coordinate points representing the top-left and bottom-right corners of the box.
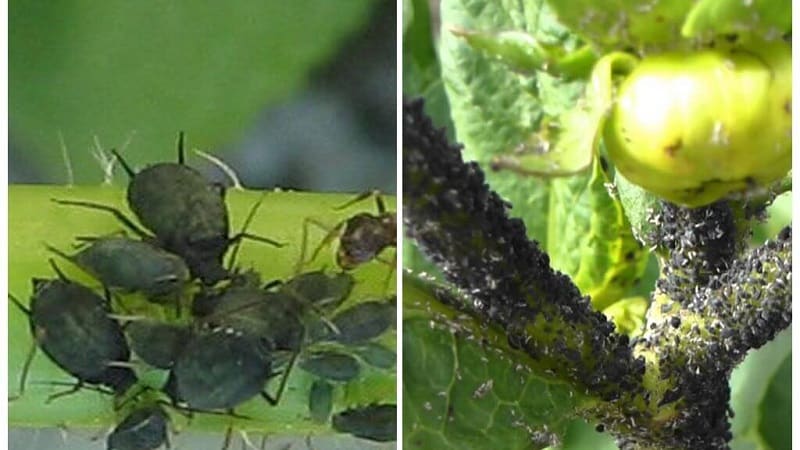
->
(603, 40), (791, 207)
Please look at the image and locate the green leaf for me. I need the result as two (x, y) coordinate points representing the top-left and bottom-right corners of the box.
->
(759, 353), (791, 450)
(9, 185), (396, 437)
(729, 328), (791, 450)
(403, 274), (587, 450)
(547, 158), (648, 310)
(440, 0), (648, 307)
(543, 0), (695, 52)
(10, 1), (375, 182)
(682, 0), (791, 41)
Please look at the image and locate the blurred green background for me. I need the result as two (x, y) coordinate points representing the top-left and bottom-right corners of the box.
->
(10, 1), (396, 449)
(10, 0), (396, 193)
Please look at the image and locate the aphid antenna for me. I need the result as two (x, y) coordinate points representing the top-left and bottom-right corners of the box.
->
(193, 148), (244, 190)
(177, 131), (186, 165)
(47, 258), (69, 281)
(44, 244), (77, 266)
(8, 293), (31, 315)
(52, 198), (151, 238)
(110, 148), (138, 180)
(32, 380), (115, 396)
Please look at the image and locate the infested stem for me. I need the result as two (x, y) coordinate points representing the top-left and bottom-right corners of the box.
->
(9, 185), (396, 437)
(403, 98), (792, 450)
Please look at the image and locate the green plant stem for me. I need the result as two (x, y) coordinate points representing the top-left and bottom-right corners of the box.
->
(8, 185), (396, 436)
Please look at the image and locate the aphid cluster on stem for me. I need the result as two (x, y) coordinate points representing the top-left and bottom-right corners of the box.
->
(9, 133), (397, 448)
(404, 98), (791, 450)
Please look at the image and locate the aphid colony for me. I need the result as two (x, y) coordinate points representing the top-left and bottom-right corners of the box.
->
(9, 133), (397, 449)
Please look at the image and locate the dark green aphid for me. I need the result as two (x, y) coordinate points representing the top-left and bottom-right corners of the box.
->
(55, 133), (282, 285)
(332, 404), (396, 442)
(353, 343), (396, 370)
(301, 190), (396, 273)
(47, 237), (190, 298)
(9, 261), (136, 398)
(309, 298), (396, 345)
(165, 329), (293, 411)
(107, 405), (170, 450)
(280, 271), (355, 311)
(195, 285), (305, 352)
(308, 380), (334, 424)
(126, 321), (190, 370)
(299, 351), (360, 382)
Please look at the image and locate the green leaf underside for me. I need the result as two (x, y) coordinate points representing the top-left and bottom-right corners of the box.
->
(403, 274), (587, 450)
(8, 185), (396, 436)
(10, 1), (375, 183)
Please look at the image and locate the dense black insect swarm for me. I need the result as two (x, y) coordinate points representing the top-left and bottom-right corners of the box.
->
(403, 98), (644, 401)
(404, 98), (791, 450)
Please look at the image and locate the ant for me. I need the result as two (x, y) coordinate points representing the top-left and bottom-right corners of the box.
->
(297, 190), (396, 284)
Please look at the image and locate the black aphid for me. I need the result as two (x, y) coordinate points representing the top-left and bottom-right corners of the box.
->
(54, 132), (282, 284)
(309, 298), (395, 345)
(9, 261), (135, 399)
(126, 320), (190, 370)
(353, 342), (396, 369)
(332, 404), (397, 442)
(165, 329), (294, 411)
(299, 351), (361, 382)
(308, 379), (334, 424)
(47, 236), (189, 299)
(301, 190), (396, 274)
(107, 405), (170, 450)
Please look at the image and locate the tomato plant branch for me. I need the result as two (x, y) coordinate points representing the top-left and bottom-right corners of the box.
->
(403, 98), (791, 449)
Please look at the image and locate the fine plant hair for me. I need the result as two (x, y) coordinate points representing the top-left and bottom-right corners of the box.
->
(403, 98), (791, 450)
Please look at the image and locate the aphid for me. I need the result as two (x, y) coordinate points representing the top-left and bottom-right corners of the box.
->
(126, 320), (190, 370)
(9, 261), (135, 399)
(195, 286), (305, 352)
(308, 380), (334, 424)
(299, 351), (361, 382)
(308, 298), (395, 345)
(331, 404), (397, 442)
(353, 342), (396, 370)
(107, 405), (170, 450)
(47, 236), (190, 299)
(280, 270), (355, 311)
(300, 190), (396, 275)
(54, 133), (282, 284)
(165, 329), (294, 411)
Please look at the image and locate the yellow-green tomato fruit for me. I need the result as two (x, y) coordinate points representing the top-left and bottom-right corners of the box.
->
(604, 40), (791, 207)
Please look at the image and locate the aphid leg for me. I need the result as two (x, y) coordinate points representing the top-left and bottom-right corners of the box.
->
(52, 199), (150, 238)
(260, 350), (300, 406)
(227, 194), (271, 270)
(298, 218), (344, 274)
(221, 426), (233, 450)
(332, 189), (382, 212)
(10, 341), (36, 400)
(377, 250), (397, 293)
(45, 380), (85, 403)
